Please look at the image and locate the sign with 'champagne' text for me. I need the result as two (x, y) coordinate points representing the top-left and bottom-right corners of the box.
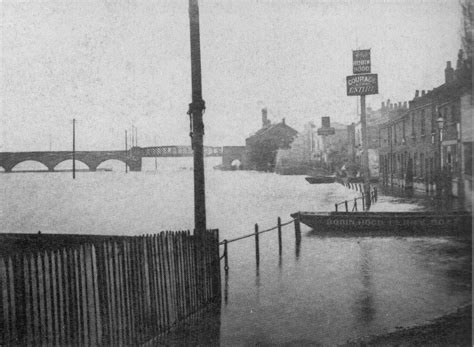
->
(346, 74), (378, 96)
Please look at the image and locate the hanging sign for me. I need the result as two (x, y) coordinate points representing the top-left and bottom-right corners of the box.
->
(317, 116), (335, 135)
(346, 74), (378, 96)
(353, 49), (371, 74)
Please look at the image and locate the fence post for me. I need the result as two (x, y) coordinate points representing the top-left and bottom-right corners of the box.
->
(294, 216), (301, 241)
(354, 198), (358, 212)
(344, 200), (348, 212)
(335, 203), (338, 212)
(362, 194), (365, 210)
(223, 240), (229, 272)
(277, 217), (282, 257)
(374, 187), (378, 201)
(254, 224), (260, 267)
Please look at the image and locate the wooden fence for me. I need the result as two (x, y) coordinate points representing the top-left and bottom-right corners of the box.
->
(0, 230), (220, 346)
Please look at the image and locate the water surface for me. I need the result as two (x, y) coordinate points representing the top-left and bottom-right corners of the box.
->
(1, 158), (471, 345)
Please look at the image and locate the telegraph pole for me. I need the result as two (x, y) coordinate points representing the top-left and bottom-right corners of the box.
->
(154, 135), (158, 171)
(72, 118), (76, 179)
(188, 0), (206, 233)
(125, 130), (128, 173)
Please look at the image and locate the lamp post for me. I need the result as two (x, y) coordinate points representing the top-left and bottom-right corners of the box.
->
(436, 114), (444, 195)
(188, 0), (207, 233)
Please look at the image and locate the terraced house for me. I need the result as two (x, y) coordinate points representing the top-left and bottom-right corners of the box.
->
(378, 50), (472, 208)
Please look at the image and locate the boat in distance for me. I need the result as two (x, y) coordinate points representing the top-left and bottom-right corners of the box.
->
(291, 211), (472, 234)
(305, 176), (337, 184)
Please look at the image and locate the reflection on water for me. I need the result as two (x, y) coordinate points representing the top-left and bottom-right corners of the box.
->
(295, 234), (301, 260)
(147, 303), (221, 346)
(2, 158), (471, 345)
(352, 241), (376, 325)
(165, 236), (471, 346)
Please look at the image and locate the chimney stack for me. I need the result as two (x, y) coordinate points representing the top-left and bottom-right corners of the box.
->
(262, 108), (269, 128)
(456, 49), (463, 70)
(415, 90), (419, 98)
(445, 61), (455, 83)
(381, 101), (385, 109)
(421, 90), (426, 96)
(403, 101), (407, 108)
(282, 118), (286, 125)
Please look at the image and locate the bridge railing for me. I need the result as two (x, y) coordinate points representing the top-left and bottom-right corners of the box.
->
(139, 146), (222, 157)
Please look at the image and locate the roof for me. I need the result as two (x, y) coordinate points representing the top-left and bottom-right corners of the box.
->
(246, 121), (298, 142)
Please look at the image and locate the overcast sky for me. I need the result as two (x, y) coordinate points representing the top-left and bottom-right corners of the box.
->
(1, 0), (462, 151)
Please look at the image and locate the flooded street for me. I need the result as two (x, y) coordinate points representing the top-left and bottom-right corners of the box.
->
(1, 158), (471, 345)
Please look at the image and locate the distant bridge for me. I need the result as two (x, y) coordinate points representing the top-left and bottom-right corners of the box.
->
(0, 146), (223, 172)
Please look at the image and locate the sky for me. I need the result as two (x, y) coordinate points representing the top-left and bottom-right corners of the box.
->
(1, 0), (462, 151)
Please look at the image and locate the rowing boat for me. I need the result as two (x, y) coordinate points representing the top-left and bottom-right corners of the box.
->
(291, 211), (472, 234)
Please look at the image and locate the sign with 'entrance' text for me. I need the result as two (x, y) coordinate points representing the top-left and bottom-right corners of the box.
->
(346, 74), (378, 96)
(353, 49), (371, 74)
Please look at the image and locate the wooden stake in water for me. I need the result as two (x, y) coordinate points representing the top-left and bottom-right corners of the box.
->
(277, 217), (282, 257)
(254, 224), (260, 267)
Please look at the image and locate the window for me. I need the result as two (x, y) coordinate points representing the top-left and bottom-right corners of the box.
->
(420, 153), (424, 177)
(420, 110), (425, 136)
(431, 108), (437, 133)
(411, 113), (415, 137)
(402, 118), (406, 142)
(414, 152), (418, 176)
(451, 105), (457, 123)
(464, 142), (472, 176)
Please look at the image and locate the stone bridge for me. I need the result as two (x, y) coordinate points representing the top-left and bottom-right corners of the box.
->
(0, 146), (222, 172)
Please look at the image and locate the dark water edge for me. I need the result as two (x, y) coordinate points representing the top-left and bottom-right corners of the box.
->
(148, 303), (472, 346)
(144, 303), (221, 346)
(342, 304), (472, 347)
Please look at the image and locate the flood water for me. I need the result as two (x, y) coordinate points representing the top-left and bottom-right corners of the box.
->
(1, 157), (471, 345)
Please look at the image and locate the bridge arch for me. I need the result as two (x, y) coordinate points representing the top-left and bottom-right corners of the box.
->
(95, 158), (130, 171)
(10, 160), (50, 172)
(53, 159), (91, 171)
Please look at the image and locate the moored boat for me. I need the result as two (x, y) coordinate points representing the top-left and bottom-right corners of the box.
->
(291, 211), (472, 234)
(305, 176), (337, 184)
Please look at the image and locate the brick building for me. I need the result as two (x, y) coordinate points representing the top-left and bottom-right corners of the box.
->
(245, 108), (298, 171)
(275, 122), (318, 174)
(351, 101), (400, 177)
(378, 50), (472, 207)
